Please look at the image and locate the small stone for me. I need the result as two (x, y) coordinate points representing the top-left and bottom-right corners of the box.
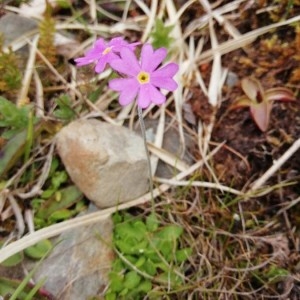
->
(55, 119), (149, 208)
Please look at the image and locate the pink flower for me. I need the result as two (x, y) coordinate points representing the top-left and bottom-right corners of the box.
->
(108, 44), (179, 108)
(75, 37), (138, 73)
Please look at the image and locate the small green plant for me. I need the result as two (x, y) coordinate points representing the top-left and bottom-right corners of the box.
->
(32, 157), (86, 229)
(53, 94), (77, 122)
(0, 35), (22, 95)
(0, 97), (36, 139)
(38, 1), (57, 66)
(0, 243), (53, 300)
(150, 19), (175, 49)
(230, 77), (296, 132)
(105, 212), (192, 300)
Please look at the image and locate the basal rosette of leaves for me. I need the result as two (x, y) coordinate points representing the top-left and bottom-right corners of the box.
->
(230, 77), (296, 132)
(105, 212), (192, 300)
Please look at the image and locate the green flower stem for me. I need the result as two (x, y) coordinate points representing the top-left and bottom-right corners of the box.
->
(137, 106), (154, 207)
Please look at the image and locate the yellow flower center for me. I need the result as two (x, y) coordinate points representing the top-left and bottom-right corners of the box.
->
(102, 47), (112, 55)
(137, 71), (150, 84)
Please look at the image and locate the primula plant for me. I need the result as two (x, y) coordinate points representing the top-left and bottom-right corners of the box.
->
(231, 77), (296, 132)
(75, 36), (178, 109)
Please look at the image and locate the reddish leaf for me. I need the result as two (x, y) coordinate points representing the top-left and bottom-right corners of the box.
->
(265, 87), (297, 102)
(230, 96), (253, 110)
(241, 77), (264, 103)
(250, 101), (272, 132)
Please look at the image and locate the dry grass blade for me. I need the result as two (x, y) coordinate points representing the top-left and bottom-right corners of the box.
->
(17, 35), (39, 106)
(154, 178), (243, 195)
(140, 0), (157, 42)
(147, 142), (189, 172)
(250, 137), (300, 192)
(197, 15), (300, 63)
(150, 105), (166, 175)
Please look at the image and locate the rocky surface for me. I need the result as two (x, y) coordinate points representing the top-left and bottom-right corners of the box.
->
(56, 119), (149, 208)
(32, 210), (113, 299)
(0, 13), (37, 47)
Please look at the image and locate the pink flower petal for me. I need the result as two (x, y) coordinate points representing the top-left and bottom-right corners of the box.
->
(74, 57), (94, 66)
(151, 77), (178, 91)
(152, 63), (179, 78)
(137, 86), (151, 108)
(95, 58), (107, 73)
(120, 47), (140, 71)
(137, 84), (166, 108)
(147, 84), (166, 105)
(109, 37), (140, 52)
(141, 44), (167, 72)
(109, 78), (135, 91)
(94, 38), (106, 50)
(109, 37), (126, 47)
(110, 48), (140, 76)
(109, 78), (139, 106)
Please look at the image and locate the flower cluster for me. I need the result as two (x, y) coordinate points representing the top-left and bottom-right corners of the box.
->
(75, 37), (178, 109)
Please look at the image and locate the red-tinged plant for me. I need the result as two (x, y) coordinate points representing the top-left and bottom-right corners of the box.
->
(230, 77), (296, 132)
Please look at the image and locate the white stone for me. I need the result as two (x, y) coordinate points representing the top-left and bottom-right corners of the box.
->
(55, 119), (149, 208)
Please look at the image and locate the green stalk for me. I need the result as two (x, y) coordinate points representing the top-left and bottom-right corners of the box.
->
(137, 106), (155, 209)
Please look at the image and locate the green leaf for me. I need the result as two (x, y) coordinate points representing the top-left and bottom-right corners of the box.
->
(112, 258), (125, 272)
(123, 255), (137, 265)
(0, 277), (28, 298)
(126, 279), (152, 298)
(156, 270), (182, 287)
(123, 271), (141, 290)
(56, 0), (71, 8)
(266, 265), (290, 283)
(134, 255), (146, 268)
(146, 213), (159, 232)
(151, 19), (174, 49)
(135, 279), (152, 293)
(175, 247), (192, 263)
(115, 222), (142, 242)
(51, 170), (68, 189)
(112, 212), (123, 224)
(115, 240), (135, 254)
(105, 292), (117, 300)
(53, 94), (76, 121)
(41, 189), (56, 199)
(36, 185), (83, 219)
(109, 272), (124, 293)
(0, 97), (33, 133)
(0, 129), (28, 178)
(0, 122), (44, 178)
(1, 251), (23, 267)
(143, 259), (157, 276)
(49, 209), (74, 222)
(132, 220), (147, 239)
(24, 239), (52, 260)
(155, 225), (183, 241)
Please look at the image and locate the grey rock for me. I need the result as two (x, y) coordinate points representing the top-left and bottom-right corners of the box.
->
(226, 71), (239, 88)
(135, 118), (195, 178)
(56, 119), (149, 208)
(0, 13), (37, 46)
(32, 214), (113, 299)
